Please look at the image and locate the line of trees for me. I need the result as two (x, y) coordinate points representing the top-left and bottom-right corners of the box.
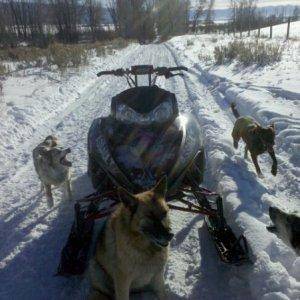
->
(192, 1), (299, 35)
(1, 0), (299, 48)
(156, 0), (190, 38)
(107, 0), (191, 41)
(229, 0), (300, 35)
(0, 0), (105, 47)
(0, 0), (194, 48)
(107, 0), (156, 41)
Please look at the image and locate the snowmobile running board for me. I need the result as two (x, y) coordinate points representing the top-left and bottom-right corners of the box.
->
(57, 186), (250, 276)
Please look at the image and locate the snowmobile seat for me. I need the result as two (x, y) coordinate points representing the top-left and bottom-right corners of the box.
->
(111, 86), (178, 125)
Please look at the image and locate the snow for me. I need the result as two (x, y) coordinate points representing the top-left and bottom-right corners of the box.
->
(259, 21), (300, 39)
(0, 24), (299, 299)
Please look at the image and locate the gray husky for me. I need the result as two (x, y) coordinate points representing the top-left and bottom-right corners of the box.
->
(267, 206), (300, 255)
(33, 135), (72, 207)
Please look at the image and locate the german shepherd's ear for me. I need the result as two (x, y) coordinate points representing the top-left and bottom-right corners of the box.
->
(118, 187), (138, 213)
(153, 176), (167, 197)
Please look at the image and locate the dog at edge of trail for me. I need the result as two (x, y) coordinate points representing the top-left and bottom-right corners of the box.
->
(267, 206), (300, 255)
(89, 176), (174, 300)
(33, 135), (72, 208)
(230, 103), (277, 177)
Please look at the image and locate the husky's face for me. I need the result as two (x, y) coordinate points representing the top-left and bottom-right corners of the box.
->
(40, 147), (72, 168)
(267, 206), (300, 254)
(119, 177), (174, 248)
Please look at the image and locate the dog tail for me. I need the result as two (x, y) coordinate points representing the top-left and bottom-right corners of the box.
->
(231, 103), (240, 119)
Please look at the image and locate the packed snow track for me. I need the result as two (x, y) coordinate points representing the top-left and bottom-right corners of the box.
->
(0, 43), (299, 300)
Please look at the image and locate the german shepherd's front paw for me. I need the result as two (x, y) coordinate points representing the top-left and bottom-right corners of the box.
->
(257, 173), (264, 179)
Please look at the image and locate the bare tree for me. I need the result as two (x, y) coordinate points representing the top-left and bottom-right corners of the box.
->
(156, 0), (190, 37)
(9, 0), (29, 40)
(191, 0), (207, 33)
(85, 0), (103, 41)
(107, 0), (120, 34)
(50, 0), (81, 43)
(204, 0), (215, 32)
(27, 0), (50, 46)
(230, 0), (258, 33)
(107, 0), (155, 41)
(292, 6), (300, 21)
(0, 1), (16, 46)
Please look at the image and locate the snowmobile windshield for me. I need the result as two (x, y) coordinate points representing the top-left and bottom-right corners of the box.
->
(111, 86), (178, 125)
(105, 120), (182, 189)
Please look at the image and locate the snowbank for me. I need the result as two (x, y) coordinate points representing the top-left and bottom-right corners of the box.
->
(167, 29), (300, 299)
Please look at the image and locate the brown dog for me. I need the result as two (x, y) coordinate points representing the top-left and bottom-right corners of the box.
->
(89, 177), (173, 300)
(231, 103), (277, 177)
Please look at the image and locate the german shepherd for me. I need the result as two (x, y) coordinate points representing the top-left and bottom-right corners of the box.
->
(231, 103), (277, 177)
(89, 177), (173, 300)
(267, 206), (300, 255)
(33, 135), (72, 207)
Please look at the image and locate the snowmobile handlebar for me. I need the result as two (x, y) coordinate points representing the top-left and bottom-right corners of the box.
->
(97, 69), (125, 77)
(96, 65), (188, 87)
(97, 65), (188, 77)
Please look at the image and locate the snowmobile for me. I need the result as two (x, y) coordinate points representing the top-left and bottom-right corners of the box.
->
(57, 65), (249, 276)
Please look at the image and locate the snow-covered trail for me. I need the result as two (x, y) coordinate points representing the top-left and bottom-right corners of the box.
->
(0, 45), (166, 299)
(0, 43), (252, 300)
(0, 42), (299, 299)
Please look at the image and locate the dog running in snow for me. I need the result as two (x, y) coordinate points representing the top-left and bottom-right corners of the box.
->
(33, 135), (72, 207)
(89, 176), (173, 300)
(231, 103), (277, 177)
(267, 206), (300, 255)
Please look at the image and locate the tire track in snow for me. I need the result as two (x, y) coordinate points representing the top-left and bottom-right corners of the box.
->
(161, 43), (254, 300)
(0, 45), (159, 299)
(0, 44), (209, 300)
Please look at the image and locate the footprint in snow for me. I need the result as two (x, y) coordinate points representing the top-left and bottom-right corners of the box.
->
(56, 122), (64, 130)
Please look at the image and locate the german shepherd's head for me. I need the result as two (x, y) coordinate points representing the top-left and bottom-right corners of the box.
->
(118, 177), (174, 248)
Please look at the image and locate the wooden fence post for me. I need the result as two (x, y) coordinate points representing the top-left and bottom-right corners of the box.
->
(286, 17), (291, 40)
(270, 25), (272, 38)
